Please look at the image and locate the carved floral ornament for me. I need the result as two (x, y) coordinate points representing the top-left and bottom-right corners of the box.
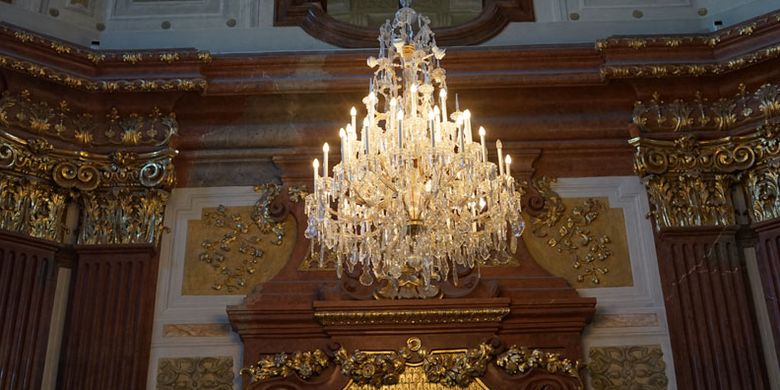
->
(633, 83), (780, 133)
(0, 101), (176, 243)
(0, 90), (178, 147)
(631, 119), (780, 228)
(241, 338), (583, 389)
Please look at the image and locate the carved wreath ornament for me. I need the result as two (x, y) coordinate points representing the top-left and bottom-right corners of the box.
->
(241, 338), (584, 388)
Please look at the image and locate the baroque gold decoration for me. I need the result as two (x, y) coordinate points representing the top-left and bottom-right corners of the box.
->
(496, 346), (584, 388)
(0, 174), (68, 241)
(242, 339), (582, 388)
(157, 357), (234, 390)
(423, 343), (493, 388)
(0, 91), (177, 146)
(631, 119), (780, 227)
(335, 349), (406, 387)
(588, 345), (668, 390)
(528, 177), (615, 285)
(78, 188), (168, 245)
(633, 83), (779, 133)
(240, 350), (330, 383)
(0, 126), (175, 244)
(196, 184), (293, 292)
(0, 55), (207, 93)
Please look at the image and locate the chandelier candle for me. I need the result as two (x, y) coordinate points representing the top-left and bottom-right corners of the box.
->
(304, 0), (525, 287)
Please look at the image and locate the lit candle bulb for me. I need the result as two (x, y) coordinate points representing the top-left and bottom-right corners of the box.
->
(428, 110), (436, 148)
(350, 106), (357, 135)
(496, 139), (504, 176)
(463, 109), (472, 143)
(362, 117), (370, 155)
(339, 128), (347, 167)
(505, 155), (512, 177)
(410, 84), (418, 117)
(322, 142), (329, 178)
(397, 110), (404, 149)
(346, 124), (354, 163)
(439, 89), (447, 122)
(433, 105), (441, 143)
(456, 116), (465, 159)
(478, 126), (487, 162)
(312, 158), (320, 193)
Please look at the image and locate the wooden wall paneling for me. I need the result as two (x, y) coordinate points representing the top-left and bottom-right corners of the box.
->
(57, 245), (159, 390)
(656, 227), (769, 390)
(753, 219), (780, 367)
(0, 231), (66, 390)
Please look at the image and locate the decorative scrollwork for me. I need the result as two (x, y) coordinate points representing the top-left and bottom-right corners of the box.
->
(198, 184), (290, 292)
(496, 346), (583, 386)
(423, 343), (494, 388)
(241, 339), (583, 388)
(529, 177), (613, 285)
(335, 349), (406, 387)
(631, 121), (780, 227)
(240, 350), (330, 383)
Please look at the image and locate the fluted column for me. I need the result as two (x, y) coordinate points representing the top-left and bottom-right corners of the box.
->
(57, 245), (158, 390)
(656, 227), (767, 389)
(754, 221), (780, 363)
(631, 124), (777, 388)
(0, 231), (68, 390)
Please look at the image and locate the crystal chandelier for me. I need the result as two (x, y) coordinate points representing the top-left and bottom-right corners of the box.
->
(304, 0), (525, 288)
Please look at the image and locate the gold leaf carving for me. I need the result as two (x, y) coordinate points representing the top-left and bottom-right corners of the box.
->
(588, 345), (668, 390)
(157, 357), (234, 390)
(527, 177), (617, 285)
(0, 91), (177, 146)
(242, 339), (582, 388)
(241, 350), (329, 383)
(190, 184), (295, 294)
(633, 83), (780, 133)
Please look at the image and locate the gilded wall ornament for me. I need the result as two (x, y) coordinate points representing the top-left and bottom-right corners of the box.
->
(241, 350), (330, 382)
(0, 174), (69, 241)
(198, 184), (289, 292)
(0, 118), (175, 244)
(588, 345), (668, 390)
(529, 177), (613, 285)
(496, 346), (583, 386)
(157, 357), (234, 390)
(0, 91), (177, 147)
(631, 121), (780, 227)
(241, 339), (583, 388)
(633, 83), (779, 133)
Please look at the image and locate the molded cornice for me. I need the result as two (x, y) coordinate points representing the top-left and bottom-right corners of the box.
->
(1, 11), (780, 96)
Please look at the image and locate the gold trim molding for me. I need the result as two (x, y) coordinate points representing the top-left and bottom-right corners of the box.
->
(596, 11), (780, 51)
(241, 338), (583, 389)
(313, 308), (510, 326)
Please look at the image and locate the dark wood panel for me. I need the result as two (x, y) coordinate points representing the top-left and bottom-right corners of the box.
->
(57, 245), (158, 390)
(754, 219), (780, 367)
(0, 231), (64, 390)
(656, 227), (768, 390)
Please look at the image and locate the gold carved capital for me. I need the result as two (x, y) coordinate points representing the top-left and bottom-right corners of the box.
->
(0, 92), (177, 244)
(632, 116), (780, 228)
